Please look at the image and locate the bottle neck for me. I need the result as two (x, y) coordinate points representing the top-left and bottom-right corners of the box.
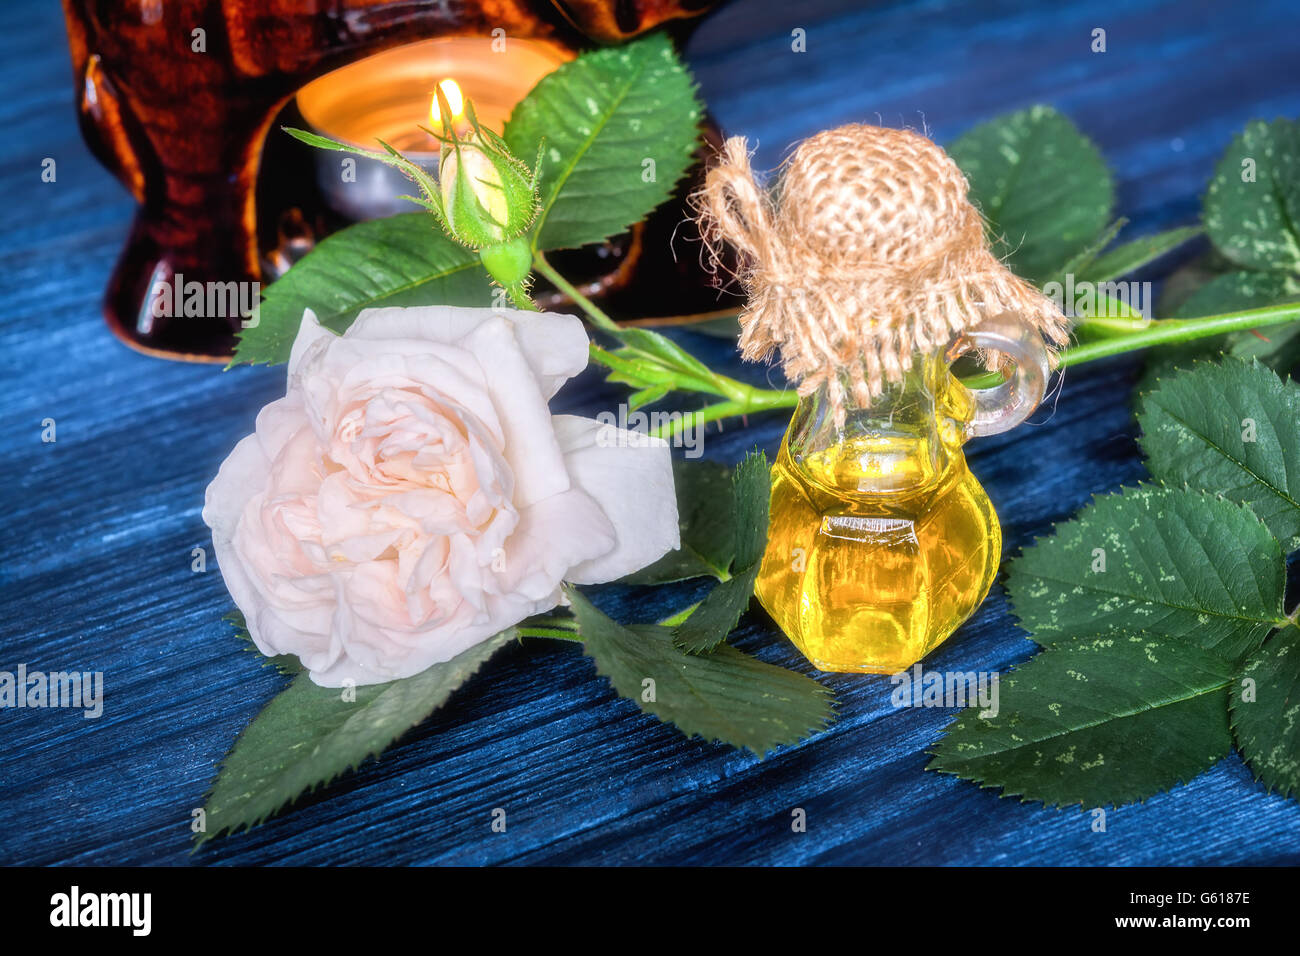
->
(784, 351), (971, 497)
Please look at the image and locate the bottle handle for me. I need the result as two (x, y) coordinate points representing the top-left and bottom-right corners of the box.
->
(945, 311), (1051, 438)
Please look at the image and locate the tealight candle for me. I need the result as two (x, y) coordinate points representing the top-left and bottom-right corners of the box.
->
(297, 37), (570, 220)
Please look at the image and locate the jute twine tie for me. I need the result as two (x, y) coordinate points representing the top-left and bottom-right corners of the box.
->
(694, 124), (1070, 425)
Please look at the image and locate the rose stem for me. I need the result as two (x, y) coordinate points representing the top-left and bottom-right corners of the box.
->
(531, 249), (1300, 438)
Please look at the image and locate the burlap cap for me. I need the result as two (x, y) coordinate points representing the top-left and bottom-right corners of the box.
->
(694, 124), (1069, 424)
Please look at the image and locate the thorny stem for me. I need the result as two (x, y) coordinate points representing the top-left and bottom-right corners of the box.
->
(1057, 304), (1300, 368)
(506, 281), (537, 311)
(537, 250), (1300, 436)
(533, 251), (621, 333)
(517, 626), (581, 642)
(526, 615), (578, 631)
(516, 614), (580, 643)
(518, 600), (708, 642)
(649, 394), (793, 440)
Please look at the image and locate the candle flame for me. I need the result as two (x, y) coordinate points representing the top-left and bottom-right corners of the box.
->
(430, 78), (465, 132)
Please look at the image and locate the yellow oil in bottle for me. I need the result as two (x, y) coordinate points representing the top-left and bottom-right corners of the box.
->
(755, 360), (1001, 673)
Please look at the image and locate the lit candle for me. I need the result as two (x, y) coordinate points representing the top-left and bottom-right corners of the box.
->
(297, 37), (570, 220)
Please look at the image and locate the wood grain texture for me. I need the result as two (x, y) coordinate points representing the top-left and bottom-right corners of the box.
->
(3, 0), (1299, 865)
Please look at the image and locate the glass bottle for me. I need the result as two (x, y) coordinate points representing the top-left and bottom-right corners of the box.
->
(755, 313), (1050, 673)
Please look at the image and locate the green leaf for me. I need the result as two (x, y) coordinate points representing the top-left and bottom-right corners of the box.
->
(225, 610), (301, 677)
(730, 450), (771, 570)
(929, 632), (1235, 808)
(1140, 270), (1300, 390)
(1057, 289), (1147, 323)
(1234, 320), (1300, 374)
(1045, 217), (1125, 287)
(505, 32), (702, 252)
(570, 589), (832, 755)
(1173, 269), (1300, 320)
(672, 569), (761, 654)
(1139, 359), (1300, 550)
(1155, 247), (1239, 317)
(619, 458), (736, 584)
(949, 105), (1114, 285)
(1231, 625), (1300, 800)
(233, 214), (489, 367)
(599, 328), (729, 399)
(1006, 485), (1285, 661)
(196, 631), (513, 846)
(627, 382), (673, 411)
(1203, 118), (1300, 273)
(674, 450), (771, 653)
(1077, 226), (1203, 284)
(613, 327), (721, 388)
(282, 127), (443, 221)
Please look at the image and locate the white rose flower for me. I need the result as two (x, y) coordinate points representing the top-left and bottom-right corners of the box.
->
(202, 305), (679, 686)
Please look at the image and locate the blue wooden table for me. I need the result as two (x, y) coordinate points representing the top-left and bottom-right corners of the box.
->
(4, 0), (1299, 865)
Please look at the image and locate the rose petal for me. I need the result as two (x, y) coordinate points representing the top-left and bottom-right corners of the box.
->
(287, 308), (336, 382)
(505, 488), (615, 601)
(348, 305), (588, 399)
(458, 315), (573, 508)
(203, 432), (269, 546)
(203, 438), (279, 655)
(551, 415), (680, 584)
